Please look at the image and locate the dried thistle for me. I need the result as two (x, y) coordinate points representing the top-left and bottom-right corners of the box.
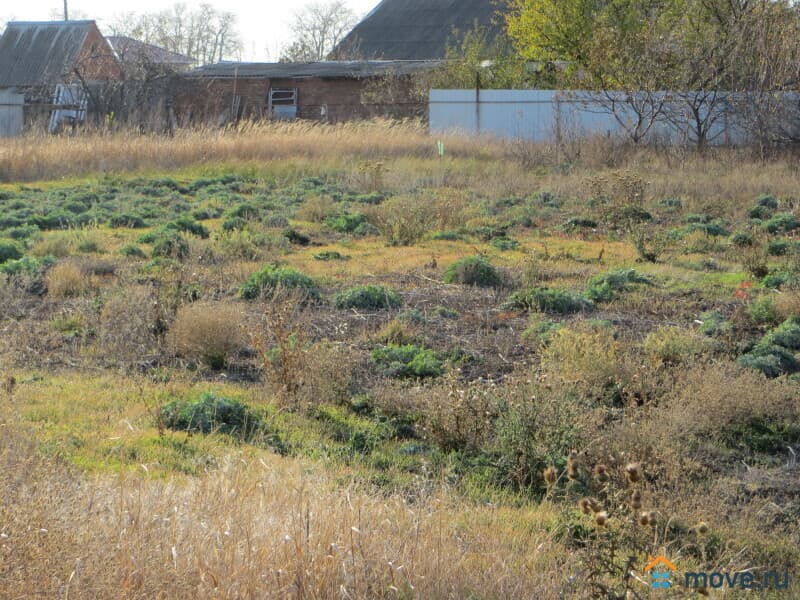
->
(624, 462), (641, 484)
(567, 450), (580, 480)
(543, 466), (557, 486)
(578, 497), (593, 515)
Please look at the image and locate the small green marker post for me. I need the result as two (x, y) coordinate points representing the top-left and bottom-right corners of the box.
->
(436, 140), (445, 158)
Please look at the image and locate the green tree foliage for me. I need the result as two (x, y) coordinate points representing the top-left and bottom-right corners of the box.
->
(425, 27), (534, 89)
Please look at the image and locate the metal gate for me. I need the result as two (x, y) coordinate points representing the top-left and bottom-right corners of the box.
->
(0, 89), (24, 137)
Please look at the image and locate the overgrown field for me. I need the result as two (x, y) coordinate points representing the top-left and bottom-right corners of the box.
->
(1, 123), (799, 598)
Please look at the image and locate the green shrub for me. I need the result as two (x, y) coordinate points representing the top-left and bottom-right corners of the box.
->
(491, 237), (520, 251)
(434, 306), (459, 319)
(151, 230), (190, 259)
(746, 296), (780, 326)
(492, 390), (586, 490)
(160, 392), (263, 438)
(353, 192), (386, 204)
(585, 269), (653, 303)
(28, 211), (73, 230)
(759, 318), (800, 351)
(119, 244), (146, 259)
(604, 205), (652, 227)
(739, 318), (800, 377)
(191, 208), (214, 220)
(730, 231), (754, 247)
(0, 255), (54, 276)
(748, 205), (774, 220)
(76, 236), (102, 253)
(370, 344), (443, 378)
(239, 264), (320, 301)
(505, 287), (591, 314)
(333, 284), (401, 310)
(522, 315), (563, 345)
(767, 239), (790, 256)
(327, 212), (366, 234)
(756, 194), (779, 209)
(738, 345), (799, 378)
(765, 213), (800, 234)
(471, 226), (508, 242)
(108, 213), (147, 228)
(226, 203), (259, 220)
(443, 255), (503, 288)
(399, 308), (426, 324)
(763, 272), (793, 289)
(684, 221), (729, 237)
(263, 214), (290, 228)
(5, 225), (40, 241)
(430, 230), (465, 241)
(0, 239), (23, 264)
(720, 417), (800, 454)
(313, 250), (350, 261)
(659, 197), (682, 210)
(283, 228), (311, 246)
(561, 217), (597, 231)
(313, 405), (394, 454)
(164, 217), (209, 238)
(222, 217), (247, 232)
(698, 310), (732, 337)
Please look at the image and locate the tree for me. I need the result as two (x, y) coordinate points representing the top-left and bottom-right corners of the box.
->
(505, 0), (800, 147)
(505, 0), (600, 67)
(280, 1), (358, 62)
(110, 3), (242, 65)
(425, 27), (535, 90)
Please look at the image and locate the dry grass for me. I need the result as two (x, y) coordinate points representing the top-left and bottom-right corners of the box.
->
(168, 301), (246, 369)
(46, 261), (92, 299)
(0, 121), (498, 183)
(0, 426), (561, 599)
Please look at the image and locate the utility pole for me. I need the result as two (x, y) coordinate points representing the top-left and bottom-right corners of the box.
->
(63, 0), (68, 21)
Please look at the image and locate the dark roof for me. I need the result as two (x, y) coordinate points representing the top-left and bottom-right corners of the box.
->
(332, 0), (506, 60)
(0, 20), (99, 87)
(188, 60), (440, 79)
(106, 36), (196, 67)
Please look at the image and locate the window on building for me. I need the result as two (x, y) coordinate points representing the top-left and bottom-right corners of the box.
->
(268, 88), (297, 120)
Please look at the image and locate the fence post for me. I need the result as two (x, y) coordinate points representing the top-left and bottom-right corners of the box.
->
(475, 71), (481, 136)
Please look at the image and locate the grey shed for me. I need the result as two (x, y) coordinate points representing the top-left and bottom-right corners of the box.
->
(332, 0), (506, 60)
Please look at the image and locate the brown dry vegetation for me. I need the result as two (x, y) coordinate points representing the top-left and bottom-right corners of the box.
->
(1, 122), (799, 598)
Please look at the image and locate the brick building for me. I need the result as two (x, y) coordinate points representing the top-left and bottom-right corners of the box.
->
(179, 61), (438, 124)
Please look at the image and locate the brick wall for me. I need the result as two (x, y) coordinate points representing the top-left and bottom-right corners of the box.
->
(175, 75), (426, 124)
(70, 25), (123, 82)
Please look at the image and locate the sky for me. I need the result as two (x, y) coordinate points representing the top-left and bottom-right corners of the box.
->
(0, 0), (380, 61)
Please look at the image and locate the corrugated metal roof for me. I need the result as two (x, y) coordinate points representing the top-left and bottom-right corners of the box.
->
(332, 0), (506, 60)
(187, 60), (440, 79)
(106, 36), (196, 67)
(0, 21), (98, 87)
